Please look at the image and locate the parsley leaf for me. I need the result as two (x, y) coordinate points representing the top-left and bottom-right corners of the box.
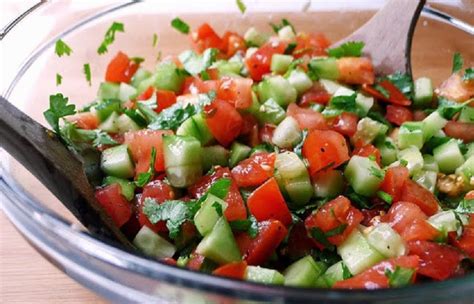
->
(43, 93), (76, 133)
(83, 63), (92, 86)
(92, 130), (117, 147)
(284, 43), (297, 54)
(152, 33), (158, 47)
(342, 263), (353, 279)
(346, 187), (371, 209)
(55, 39), (73, 57)
(97, 22), (125, 55)
(171, 17), (190, 34)
(236, 0), (246, 14)
(143, 198), (193, 239)
(369, 166), (384, 179)
(327, 41), (365, 58)
(230, 216), (259, 238)
(212, 201), (224, 216)
(124, 109), (147, 127)
(130, 57), (145, 65)
(385, 266), (415, 288)
(455, 198), (474, 214)
(452, 52), (463, 73)
(207, 178), (231, 200)
(310, 227), (334, 249)
(437, 97), (469, 119)
(270, 18), (294, 34)
(135, 147), (156, 187)
(374, 84), (390, 99)
(325, 224), (348, 237)
(377, 190), (393, 204)
(463, 68), (474, 81)
(322, 93), (359, 117)
(179, 48), (218, 75)
(56, 73), (62, 86)
(384, 72), (413, 99)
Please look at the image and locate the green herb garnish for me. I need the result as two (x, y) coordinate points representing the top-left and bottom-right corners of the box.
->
(452, 52), (463, 73)
(97, 22), (125, 54)
(463, 67), (474, 81)
(43, 93), (76, 134)
(152, 33), (158, 47)
(56, 73), (62, 86)
(135, 147), (156, 187)
(377, 190), (393, 204)
(385, 266), (415, 288)
(55, 39), (73, 57)
(83, 63), (92, 86)
(171, 17), (190, 34)
(236, 0), (246, 14)
(327, 41), (365, 58)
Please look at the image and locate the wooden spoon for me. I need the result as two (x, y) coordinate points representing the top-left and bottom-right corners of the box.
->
(332, 0), (426, 76)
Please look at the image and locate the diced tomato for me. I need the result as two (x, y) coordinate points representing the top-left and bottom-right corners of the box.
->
(247, 178), (292, 226)
(205, 68), (220, 80)
(258, 124), (275, 143)
(191, 23), (223, 54)
(187, 253), (206, 271)
(287, 103), (328, 131)
(385, 105), (413, 126)
(212, 261), (247, 279)
(302, 129), (350, 175)
(245, 40), (286, 81)
(204, 99), (243, 146)
(336, 57), (375, 85)
(286, 222), (316, 260)
(383, 201), (428, 234)
(105, 51), (139, 83)
(353, 144), (381, 166)
(220, 31), (246, 57)
(413, 110), (428, 121)
(299, 85), (331, 106)
(155, 90), (177, 113)
(400, 179), (439, 216)
(65, 112), (99, 130)
(240, 114), (259, 136)
(231, 152), (275, 188)
(124, 130), (173, 177)
(136, 180), (175, 232)
(217, 77), (253, 109)
(437, 73), (474, 102)
(95, 184), (132, 227)
(304, 196), (363, 247)
(236, 220), (288, 265)
(333, 255), (419, 289)
(331, 112), (358, 137)
(182, 77), (219, 95)
(451, 227), (474, 259)
(380, 166), (409, 203)
(444, 121), (474, 143)
(400, 218), (439, 242)
(362, 81), (411, 106)
(465, 191), (474, 200)
(293, 32), (330, 58)
(408, 240), (464, 280)
(137, 86), (155, 101)
(360, 206), (385, 227)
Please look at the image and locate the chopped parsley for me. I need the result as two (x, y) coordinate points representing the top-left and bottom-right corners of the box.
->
(171, 17), (190, 34)
(83, 63), (92, 86)
(212, 201), (224, 216)
(377, 191), (393, 204)
(236, 0), (246, 14)
(135, 147), (156, 187)
(294, 129), (308, 158)
(322, 93), (359, 117)
(130, 57), (145, 64)
(284, 43), (297, 54)
(327, 41), (365, 58)
(270, 18), (294, 34)
(310, 224), (347, 249)
(463, 67), (474, 81)
(55, 39), (73, 57)
(92, 130), (117, 147)
(374, 83), (390, 99)
(152, 33), (158, 47)
(230, 216), (258, 238)
(43, 93), (76, 134)
(385, 266), (415, 288)
(437, 97), (469, 119)
(399, 159), (408, 167)
(384, 72), (413, 99)
(56, 73), (62, 86)
(455, 198), (474, 214)
(179, 48), (218, 75)
(452, 52), (463, 73)
(97, 22), (125, 55)
(342, 263), (353, 279)
(369, 166), (384, 179)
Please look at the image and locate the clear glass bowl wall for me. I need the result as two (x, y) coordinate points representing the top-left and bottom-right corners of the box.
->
(1, 1), (473, 303)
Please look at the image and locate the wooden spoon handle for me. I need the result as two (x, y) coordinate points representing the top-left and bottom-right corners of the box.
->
(0, 96), (134, 249)
(334, 0), (426, 76)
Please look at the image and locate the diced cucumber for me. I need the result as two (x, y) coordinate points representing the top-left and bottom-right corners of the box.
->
(333, 87), (355, 97)
(428, 210), (460, 236)
(314, 275), (329, 288)
(344, 156), (385, 196)
(136, 101), (159, 123)
(365, 223), (406, 258)
(118, 82), (137, 102)
(376, 137), (398, 166)
(98, 111), (119, 133)
(202, 146), (229, 172)
(255, 98), (286, 125)
(137, 76), (155, 95)
(97, 82), (120, 100)
(154, 61), (185, 93)
(337, 228), (384, 275)
(422, 111), (447, 141)
(423, 154), (439, 172)
(195, 217), (241, 265)
(116, 114), (140, 134)
(459, 106), (474, 123)
(272, 117), (302, 149)
(398, 122), (424, 150)
(455, 155), (474, 180)
(433, 139), (465, 174)
(176, 113), (214, 145)
(194, 194), (228, 236)
(413, 77), (433, 107)
(287, 69), (313, 95)
(133, 226), (176, 259)
(100, 144), (134, 179)
(131, 68), (152, 88)
(319, 261), (348, 287)
(465, 143), (474, 159)
(413, 170), (438, 192)
(271, 54), (293, 74)
(103, 176), (136, 201)
(313, 170), (344, 199)
(212, 60), (243, 77)
(355, 93), (374, 116)
(278, 25), (296, 42)
(284, 256), (327, 287)
(351, 117), (389, 147)
(274, 152), (313, 207)
(245, 47), (258, 59)
(245, 266), (285, 285)
(244, 27), (267, 47)
(229, 142), (251, 168)
(163, 135), (203, 187)
(95, 99), (121, 122)
(319, 79), (348, 95)
(257, 75), (297, 108)
(308, 58), (339, 80)
(397, 146), (424, 176)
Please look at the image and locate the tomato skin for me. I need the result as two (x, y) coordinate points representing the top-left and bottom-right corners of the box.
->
(187, 253), (206, 270)
(437, 73), (474, 102)
(400, 179), (439, 216)
(287, 103), (328, 131)
(304, 196), (363, 247)
(333, 255), (419, 289)
(299, 86), (331, 106)
(221, 31), (246, 57)
(161, 257), (177, 266)
(137, 86), (155, 100)
(236, 220), (288, 265)
(258, 124), (275, 144)
(380, 166), (409, 203)
(444, 121), (474, 143)
(231, 152), (275, 188)
(105, 51), (139, 83)
(245, 40), (286, 81)
(124, 130), (173, 177)
(247, 178), (292, 226)
(204, 99), (243, 147)
(302, 130), (350, 176)
(400, 218), (439, 242)
(331, 112), (358, 137)
(136, 180), (175, 232)
(95, 184), (132, 227)
(293, 32), (330, 58)
(65, 112), (99, 130)
(383, 201), (427, 234)
(217, 77), (253, 109)
(336, 57), (375, 85)
(191, 23), (223, 53)
(155, 90), (177, 113)
(286, 222), (316, 260)
(385, 105), (413, 126)
(451, 227), (474, 259)
(212, 261), (247, 279)
(408, 240), (464, 280)
(362, 81), (411, 106)
(352, 144), (381, 166)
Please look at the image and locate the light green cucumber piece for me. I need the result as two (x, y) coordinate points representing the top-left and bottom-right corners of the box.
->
(413, 77), (433, 107)
(95, 99), (121, 122)
(423, 154), (439, 172)
(116, 114), (140, 134)
(287, 69), (313, 95)
(319, 79), (348, 95)
(244, 27), (267, 47)
(272, 116), (302, 149)
(284, 256), (327, 287)
(202, 146), (229, 172)
(118, 82), (137, 102)
(154, 61), (185, 93)
(100, 144), (134, 179)
(433, 139), (465, 174)
(136, 101), (159, 123)
(422, 111), (447, 141)
(278, 25), (296, 42)
(97, 82), (120, 100)
(163, 135), (203, 187)
(413, 170), (438, 193)
(465, 143), (474, 158)
(337, 228), (384, 275)
(376, 137), (398, 166)
(344, 156), (385, 196)
(355, 93), (374, 116)
(398, 122), (424, 150)
(257, 75), (297, 108)
(98, 111), (119, 133)
(194, 194), (228, 236)
(428, 210), (460, 236)
(245, 266), (285, 285)
(459, 106), (474, 123)
(255, 98), (286, 125)
(319, 261), (348, 287)
(229, 142), (251, 168)
(365, 223), (406, 258)
(212, 60), (243, 77)
(397, 146), (424, 176)
(176, 113), (214, 145)
(131, 68), (152, 88)
(137, 76), (156, 95)
(133, 226), (176, 259)
(308, 58), (339, 80)
(351, 117), (389, 147)
(313, 170), (344, 199)
(195, 217), (241, 265)
(455, 155), (474, 180)
(103, 176), (136, 201)
(271, 54), (293, 74)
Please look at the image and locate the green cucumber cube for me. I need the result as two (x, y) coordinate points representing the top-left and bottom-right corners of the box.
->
(428, 210), (460, 235)
(229, 142), (251, 168)
(344, 156), (385, 196)
(423, 154), (439, 172)
(194, 194), (228, 236)
(202, 146), (229, 172)
(365, 223), (406, 258)
(154, 61), (185, 93)
(97, 82), (120, 100)
(459, 106), (474, 123)
(103, 176), (136, 201)
(455, 155), (474, 180)
(433, 139), (465, 173)
(257, 75), (297, 108)
(355, 93), (374, 116)
(422, 111), (447, 141)
(278, 25), (296, 42)
(287, 69), (313, 94)
(95, 99), (121, 122)
(397, 146), (424, 176)
(308, 58), (339, 80)
(398, 122), (424, 150)
(245, 266), (285, 285)
(351, 117), (388, 147)
(131, 68), (152, 88)
(413, 77), (433, 107)
(98, 111), (119, 133)
(100, 144), (134, 179)
(271, 54), (293, 74)
(319, 79), (348, 95)
(244, 27), (267, 47)
(176, 114), (214, 145)
(116, 114), (140, 134)
(133, 226), (176, 259)
(272, 117), (302, 149)
(413, 170), (438, 193)
(376, 137), (398, 166)
(118, 82), (137, 102)
(255, 98), (286, 125)
(284, 255), (327, 287)
(319, 261), (348, 287)
(313, 170), (344, 199)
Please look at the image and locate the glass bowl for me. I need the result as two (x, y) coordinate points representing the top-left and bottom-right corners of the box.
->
(1, 1), (473, 303)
